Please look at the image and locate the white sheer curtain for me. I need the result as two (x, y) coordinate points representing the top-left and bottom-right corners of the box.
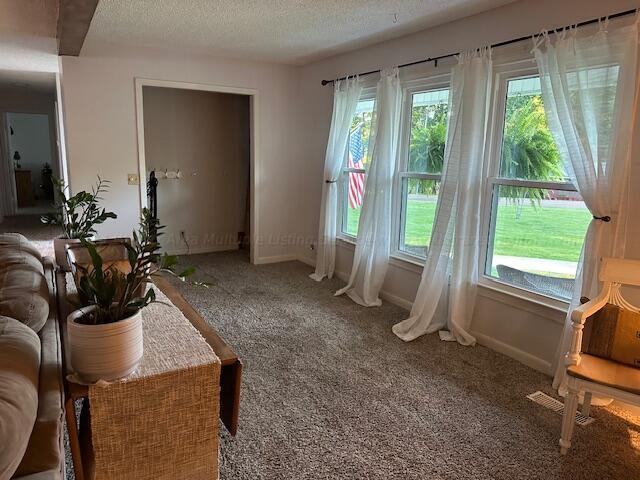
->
(393, 49), (493, 345)
(310, 76), (363, 282)
(531, 19), (640, 391)
(335, 68), (402, 306)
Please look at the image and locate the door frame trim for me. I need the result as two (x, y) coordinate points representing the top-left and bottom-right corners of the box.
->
(134, 77), (259, 264)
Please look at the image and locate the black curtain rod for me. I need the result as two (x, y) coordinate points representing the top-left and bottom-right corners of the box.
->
(321, 7), (638, 86)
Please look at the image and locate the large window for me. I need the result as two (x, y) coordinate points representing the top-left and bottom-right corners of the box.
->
(341, 98), (375, 237)
(484, 75), (591, 301)
(334, 65), (615, 306)
(397, 87), (449, 258)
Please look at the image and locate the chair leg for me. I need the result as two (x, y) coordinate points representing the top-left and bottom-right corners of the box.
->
(560, 386), (579, 455)
(581, 391), (592, 418)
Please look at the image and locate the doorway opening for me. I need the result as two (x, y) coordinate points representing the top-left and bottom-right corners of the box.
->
(6, 112), (57, 214)
(0, 70), (64, 254)
(135, 79), (257, 262)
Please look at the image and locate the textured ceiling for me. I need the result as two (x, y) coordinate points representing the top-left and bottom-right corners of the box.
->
(85, 0), (518, 65)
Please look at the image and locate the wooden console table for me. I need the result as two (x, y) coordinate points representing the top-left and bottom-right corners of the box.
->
(153, 273), (243, 436)
(58, 270), (242, 480)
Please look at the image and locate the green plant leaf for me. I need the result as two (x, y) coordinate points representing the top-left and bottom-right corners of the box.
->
(177, 266), (196, 278)
(74, 206), (203, 324)
(160, 254), (178, 270)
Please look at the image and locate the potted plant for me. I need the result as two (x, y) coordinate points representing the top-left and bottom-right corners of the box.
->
(41, 176), (117, 270)
(67, 208), (198, 382)
(66, 237), (134, 293)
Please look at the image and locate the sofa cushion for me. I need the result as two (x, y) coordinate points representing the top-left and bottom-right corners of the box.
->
(0, 234), (42, 262)
(0, 250), (44, 275)
(0, 316), (41, 480)
(14, 315), (64, 479)
(0, 269), (49, 333)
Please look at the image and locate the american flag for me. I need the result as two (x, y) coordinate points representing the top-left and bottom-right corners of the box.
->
(348, 123), (366, 209)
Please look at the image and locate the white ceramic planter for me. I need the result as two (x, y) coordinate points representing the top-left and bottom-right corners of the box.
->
(67, 305), (144, 383)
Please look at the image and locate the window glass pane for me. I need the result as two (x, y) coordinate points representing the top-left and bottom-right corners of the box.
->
(408, 88), (449, 173)
(500, 77), (565, 181)
(485, 185), (591, 300)
(341, 99), (373, 237)
(343, 171), (365, 237)
(400, 178), (440, 257)
(348, 99), (375, 169)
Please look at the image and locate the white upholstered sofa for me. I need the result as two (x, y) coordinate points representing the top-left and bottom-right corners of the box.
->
(0, 233), (65, 480)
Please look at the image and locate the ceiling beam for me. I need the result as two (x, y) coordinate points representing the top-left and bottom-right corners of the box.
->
(57, 0), (100, 56)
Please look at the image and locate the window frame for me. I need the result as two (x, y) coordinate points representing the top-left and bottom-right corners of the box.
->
(478, 65), (581, 308)
(338, 89), (376, 241)
(391, 75), (451, 264)
(335, 58), (586, 311)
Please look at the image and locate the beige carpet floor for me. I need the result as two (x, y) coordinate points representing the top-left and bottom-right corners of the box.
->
(171, 251), (640, 480)
(3, 217), (639, 479)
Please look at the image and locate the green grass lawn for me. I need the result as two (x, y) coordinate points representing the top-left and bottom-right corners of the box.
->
(346, 200), (591, 262)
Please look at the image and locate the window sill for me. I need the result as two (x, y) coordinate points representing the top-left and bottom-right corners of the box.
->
(336, 237), (424, 274)
(336, 235), (356, 246)
(389, 251), (425, 274)
(335, 238), (568, 322)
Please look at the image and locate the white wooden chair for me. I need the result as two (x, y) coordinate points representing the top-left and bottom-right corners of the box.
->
(560, 257), (640, 454)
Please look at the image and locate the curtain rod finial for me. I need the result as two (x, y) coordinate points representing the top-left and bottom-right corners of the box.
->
(321, 79), (330, 86)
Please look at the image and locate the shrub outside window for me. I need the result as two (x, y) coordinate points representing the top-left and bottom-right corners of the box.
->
(398, 87), (449, 258)
(484, 75), (591, 301)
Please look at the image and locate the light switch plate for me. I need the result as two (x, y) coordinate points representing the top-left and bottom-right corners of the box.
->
(127, 173), (139, 185)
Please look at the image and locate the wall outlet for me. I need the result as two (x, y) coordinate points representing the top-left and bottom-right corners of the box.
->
(127, 173), (139, 185)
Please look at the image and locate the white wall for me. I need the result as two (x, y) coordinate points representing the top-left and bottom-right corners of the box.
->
(142, 87), (250, 255)
(59, 46), (301, 262)
(295, 0), (640, 374)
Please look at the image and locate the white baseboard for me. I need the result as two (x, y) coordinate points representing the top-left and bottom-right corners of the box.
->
(471, 330), (552, 376)
(332, 268), (347, 282)
(165, 244), (239, 256)
(253, 253), (300, 265)
(379, 290), (412, 311)
(296, 254), (316, 267)
(332, 268), (412, 311)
